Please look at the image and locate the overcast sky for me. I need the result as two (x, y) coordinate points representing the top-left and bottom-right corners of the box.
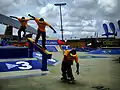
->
(0, 0), (120, 39)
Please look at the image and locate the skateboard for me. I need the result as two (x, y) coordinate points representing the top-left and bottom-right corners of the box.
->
(27, 38), (46, 50)
(27, 38), (52, 55)
(61, 78), (76, 84)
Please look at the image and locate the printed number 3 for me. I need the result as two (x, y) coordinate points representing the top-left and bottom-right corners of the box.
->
(16, 61), (32, 69)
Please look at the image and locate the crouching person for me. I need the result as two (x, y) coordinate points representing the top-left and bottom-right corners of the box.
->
(61, 49), (80, 83)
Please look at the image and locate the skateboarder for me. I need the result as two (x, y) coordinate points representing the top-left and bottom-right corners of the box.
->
(61, 49), (80, 83)
(10, 16), (33, 41)
(28, 14), (56, 49)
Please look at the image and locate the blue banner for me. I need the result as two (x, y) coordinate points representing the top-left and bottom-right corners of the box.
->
(0, 60), (42, 72)
(118, 20), (120, 30)
(109, 22), (115, 33)
(103, 23), (108, 33)
(38, 40), (58, 45)
(33, 52), (60, 66)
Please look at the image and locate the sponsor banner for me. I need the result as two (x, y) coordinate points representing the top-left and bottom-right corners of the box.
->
(33, 52), (60, 66)
(0, 60), (42, 72)
(109, 22), (115, 33)
(103, 23), (108, 33)
(38, 40), (58, 45)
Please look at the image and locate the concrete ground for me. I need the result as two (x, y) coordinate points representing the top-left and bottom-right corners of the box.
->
(0, 52), (120, 90)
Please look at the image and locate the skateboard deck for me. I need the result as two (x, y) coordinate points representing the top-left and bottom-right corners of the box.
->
(27, 38), (52, 55)
(61, 78), (76, 84)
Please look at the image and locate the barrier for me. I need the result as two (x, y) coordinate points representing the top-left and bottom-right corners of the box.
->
(27, 38), (52, 71)
(33, 52), (60, 66)
(0, 58), (49, 79)
(0, 46), (28, 59)
(75, 47), (96, 52)
(46, 45), (58, 52)
(0, 38), (53, 72)
(88, 48), (120, 54)
(0, 58), (41, 72)
(61, 45), (71, 50)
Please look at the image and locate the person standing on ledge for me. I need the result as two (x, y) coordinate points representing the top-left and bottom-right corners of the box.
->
(28, 14), (57, 49)
(10, 16), (33, 41)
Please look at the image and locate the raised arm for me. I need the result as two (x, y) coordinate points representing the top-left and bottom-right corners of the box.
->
(10, 16), (18, 19)
(28, 14), (35, 19)
(26, 18), (34, 21)
(29, 18), (34, 20)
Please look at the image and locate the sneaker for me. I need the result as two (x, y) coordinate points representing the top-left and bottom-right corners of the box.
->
(67, 78), (75, 84)
(67, 77), (75, 81)
(68, 80), (75, 84)
(61, 77), (67, 81)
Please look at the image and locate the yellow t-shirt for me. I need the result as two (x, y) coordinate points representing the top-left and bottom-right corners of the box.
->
(35, 18), (51, 32)
(63, 50), (79, 63)
(17, 18), (30, 28)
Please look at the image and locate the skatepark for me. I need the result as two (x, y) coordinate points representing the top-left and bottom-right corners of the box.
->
(0, 51), (120, 90)
(0, 9), (120, 90)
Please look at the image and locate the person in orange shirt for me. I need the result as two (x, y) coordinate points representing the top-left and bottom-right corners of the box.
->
(10, 16), (33, 41)
(28, 14), (56, 49)
(61, 49), (79, 83)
